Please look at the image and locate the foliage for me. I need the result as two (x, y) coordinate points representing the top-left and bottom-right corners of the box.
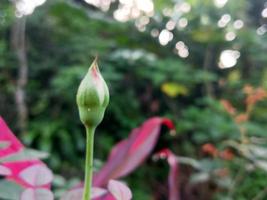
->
(1, 0), (267, 199)
(0, 117), (53, 200)
(0, 115), (175, 199)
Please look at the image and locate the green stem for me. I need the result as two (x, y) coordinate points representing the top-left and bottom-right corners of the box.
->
(82, 126), (95, 200)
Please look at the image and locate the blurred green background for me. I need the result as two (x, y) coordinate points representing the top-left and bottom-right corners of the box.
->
(1, 0), (267, 199)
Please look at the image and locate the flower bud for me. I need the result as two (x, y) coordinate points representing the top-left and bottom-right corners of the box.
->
(76, 58), (109, 128)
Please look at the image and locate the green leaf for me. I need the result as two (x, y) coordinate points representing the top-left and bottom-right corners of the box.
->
(190, 172), (210, 183)
(0, 180), (23, 200)
(161, 82), (189, 97)
(255, 160), (267, 172)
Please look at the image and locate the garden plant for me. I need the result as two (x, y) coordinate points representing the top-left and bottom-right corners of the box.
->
(1, 0), (267, 200)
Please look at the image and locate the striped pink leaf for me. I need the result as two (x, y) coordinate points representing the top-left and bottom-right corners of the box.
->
(93, 117), (174, 187)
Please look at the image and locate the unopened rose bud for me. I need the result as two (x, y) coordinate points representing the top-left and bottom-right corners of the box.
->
(76, 58), (109, 128)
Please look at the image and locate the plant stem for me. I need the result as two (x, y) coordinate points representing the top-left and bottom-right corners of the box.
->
(82, 126), (95, 200)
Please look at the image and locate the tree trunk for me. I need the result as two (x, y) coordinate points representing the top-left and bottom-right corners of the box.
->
(11, 16), (28, 135)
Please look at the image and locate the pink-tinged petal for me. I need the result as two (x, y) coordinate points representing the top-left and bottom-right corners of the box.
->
(61, 187), (107, 200)
(93, 117), (174, 187)
(107, 180), (132, 200)
(155, 149), (180, 200)
(0, 164), (12, 176)
(0, 117), (23, 157)
(19, 164), (53, 187)
(20, 188), (54, 200)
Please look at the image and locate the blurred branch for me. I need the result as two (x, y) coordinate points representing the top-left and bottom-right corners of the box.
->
(203, 45), (214, 98)
(242, 51), (253, 79)
(11, 16), (28, 135)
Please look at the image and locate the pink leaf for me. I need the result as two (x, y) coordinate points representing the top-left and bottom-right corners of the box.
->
(0, 117), (53, 189)
(19, 164), (53, 187)
(92, 188), (108, 199)
(0, 164), (12, 176)
(4, 161), (49, 188)
(0, 117), (23, 157)
(60, 188), (83, 200)
(0, 141), (11, 150)
(20, 188), (54, 200)
(60, 187), (107, 200)
(107, 180), (132, 200)
(155, 149), (180, 200)
(93, 117), (174, 186)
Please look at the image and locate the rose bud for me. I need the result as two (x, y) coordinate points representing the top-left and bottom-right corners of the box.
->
(76, 58), (109, 128)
